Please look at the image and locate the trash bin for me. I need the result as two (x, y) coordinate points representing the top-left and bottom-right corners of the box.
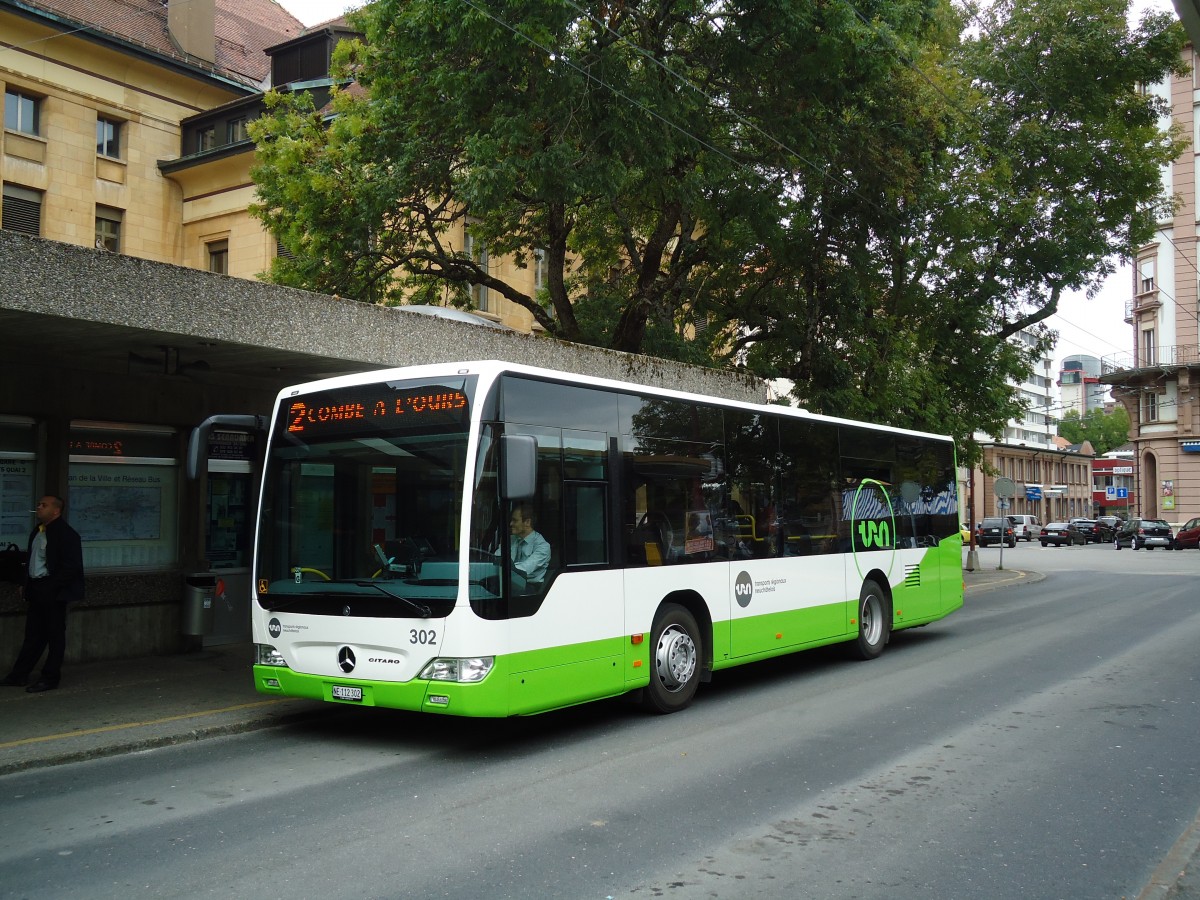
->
(183, 573), (217, 636)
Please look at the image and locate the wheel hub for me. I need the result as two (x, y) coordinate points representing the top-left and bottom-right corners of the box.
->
(861, 595), (882, 643)
(655, 624), (697, 692)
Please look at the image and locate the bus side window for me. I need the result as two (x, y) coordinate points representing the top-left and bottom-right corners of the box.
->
(564, 482), (607, 566)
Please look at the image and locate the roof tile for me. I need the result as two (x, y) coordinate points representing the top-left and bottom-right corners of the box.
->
(13, 0), (303, 86)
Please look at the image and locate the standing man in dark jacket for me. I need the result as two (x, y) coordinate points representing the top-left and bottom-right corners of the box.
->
(1, 495), (84, 692)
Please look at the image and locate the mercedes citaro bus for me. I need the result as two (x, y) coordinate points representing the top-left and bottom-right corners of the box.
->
(238, 361), (963, 716)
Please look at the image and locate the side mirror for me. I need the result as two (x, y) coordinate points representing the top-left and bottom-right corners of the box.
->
(500, 434), (537, 500)
(186, 414), (266, 480)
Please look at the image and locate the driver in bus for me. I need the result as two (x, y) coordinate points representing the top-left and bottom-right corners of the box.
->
(508, 502), (550, 591)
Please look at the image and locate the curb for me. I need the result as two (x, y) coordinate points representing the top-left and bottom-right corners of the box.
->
(0, 704), (332, 777)
(963, 568), (1044, 594)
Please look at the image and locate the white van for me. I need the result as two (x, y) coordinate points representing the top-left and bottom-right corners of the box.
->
(1008, 514), (1041, 541)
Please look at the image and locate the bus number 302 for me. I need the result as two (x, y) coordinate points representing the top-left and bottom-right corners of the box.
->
(410, 629), (436, 645)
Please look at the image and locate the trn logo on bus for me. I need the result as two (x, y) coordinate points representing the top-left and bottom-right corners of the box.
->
(857, 521), (891, 549)
(734, 571), (753, 608)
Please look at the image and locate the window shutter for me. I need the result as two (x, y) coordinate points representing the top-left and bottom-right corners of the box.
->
(1, 187), (41, 236)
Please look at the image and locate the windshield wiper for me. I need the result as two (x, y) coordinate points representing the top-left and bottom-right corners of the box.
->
(349, 581), (432, 618)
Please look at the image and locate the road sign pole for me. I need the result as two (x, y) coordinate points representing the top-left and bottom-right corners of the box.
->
(994, 477), (1017, 570)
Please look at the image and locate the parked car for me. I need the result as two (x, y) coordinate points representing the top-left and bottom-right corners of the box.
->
(977, 516), (1016, 548)
(1009, 514), (1041, 542)
(1097, 515), (1123, 536)
(1173, 517), (1200, 550)
(1114, 517), (1174, 550)
(1039, 522), (1074, 547)
(1068, 518), (1107, 544)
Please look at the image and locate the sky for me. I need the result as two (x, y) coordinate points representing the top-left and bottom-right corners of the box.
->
(278, 0), (353, 26)
(277, 0), (1182, 376)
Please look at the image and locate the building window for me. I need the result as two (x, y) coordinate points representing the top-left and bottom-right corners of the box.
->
(95, 206), (123, 252)
(534, 248), (547, 293)
(1141, 328), (1156, 366)
(1144, 391), (1158, 423)
(4, 90), (39, 136)
(1138, 257), (1155, 294)
(465, 230), (489, 312)
(197, 126), (216, 153)
(96, 116), (121, 158)
(207, 239), (229, 275)
(227, 118), (248, 144)
(2, 185), (42, 235)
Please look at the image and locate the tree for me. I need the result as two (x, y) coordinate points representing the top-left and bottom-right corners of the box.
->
(728, 0), (1186, 463)
(250, 0), (968, 360)
(1058, 406), (1132, 456)
(248, 0), (1185, 462)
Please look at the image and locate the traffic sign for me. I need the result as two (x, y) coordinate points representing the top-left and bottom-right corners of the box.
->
(994, 477), (1016, 498)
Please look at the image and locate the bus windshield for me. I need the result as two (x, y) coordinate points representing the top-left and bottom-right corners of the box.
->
(254, 375), (477, 618)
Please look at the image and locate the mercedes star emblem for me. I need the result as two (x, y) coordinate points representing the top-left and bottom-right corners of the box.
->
(337, 646), (356, 673)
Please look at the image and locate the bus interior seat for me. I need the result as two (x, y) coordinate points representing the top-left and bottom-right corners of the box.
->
(632, 511), (671, 566)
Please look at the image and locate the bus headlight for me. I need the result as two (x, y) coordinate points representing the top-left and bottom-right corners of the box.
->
(419, 656), (494, 683)
(256, 644), (289, 668)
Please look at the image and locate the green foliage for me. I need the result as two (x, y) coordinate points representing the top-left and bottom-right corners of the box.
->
(248, 0), (1185, 465)
(1058, 405), (1132, 456)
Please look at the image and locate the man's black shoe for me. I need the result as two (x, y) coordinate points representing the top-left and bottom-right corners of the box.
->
(0, 674), (29, 687)
(25, 681), (57, 693)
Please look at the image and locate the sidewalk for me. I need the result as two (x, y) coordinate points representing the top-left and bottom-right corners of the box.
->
(961, 560), (1043, 593)
(0, 642), (325, 776)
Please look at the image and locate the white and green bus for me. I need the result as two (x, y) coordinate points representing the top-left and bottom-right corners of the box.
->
(249, 360), (963, 716)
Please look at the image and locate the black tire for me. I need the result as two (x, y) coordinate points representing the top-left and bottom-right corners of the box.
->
(642, 603), (702, 714)
(1114, 537), (1121, 550)
(1132, 536), (1140, 551)
(1041, 541), (1047, 547)
(850, 578), (891, 661)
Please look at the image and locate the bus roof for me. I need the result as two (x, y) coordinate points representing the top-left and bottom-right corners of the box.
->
(275, 359), (955, 445)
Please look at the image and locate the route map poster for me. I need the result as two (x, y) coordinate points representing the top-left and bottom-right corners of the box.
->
(68, 464), (178, 568)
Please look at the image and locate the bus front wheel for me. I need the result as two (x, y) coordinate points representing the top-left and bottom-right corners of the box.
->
(851, 578), (890, 660)
(643, 603), (702, 714)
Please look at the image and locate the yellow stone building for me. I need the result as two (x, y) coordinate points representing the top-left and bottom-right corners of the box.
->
(2, 0), (546, 331)
(3, 0), (294, 261)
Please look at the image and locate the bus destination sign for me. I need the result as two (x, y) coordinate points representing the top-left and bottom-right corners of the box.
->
(285, 385), (469, 436)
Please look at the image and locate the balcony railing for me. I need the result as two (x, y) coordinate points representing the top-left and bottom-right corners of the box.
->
(1102, 344), (1200, 375)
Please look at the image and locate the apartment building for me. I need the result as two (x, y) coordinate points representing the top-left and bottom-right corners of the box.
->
(1100, 3), (1200, 524)
(1, 0), (305, 261)
(1058, 355), (1106, 418)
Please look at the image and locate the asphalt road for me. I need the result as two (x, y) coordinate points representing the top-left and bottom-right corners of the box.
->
(1, 543), (1197, 899)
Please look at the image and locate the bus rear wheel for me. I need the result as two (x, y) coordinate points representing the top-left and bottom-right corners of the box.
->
(643, 603), (702, 714)
(851, 578), (890, 660)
